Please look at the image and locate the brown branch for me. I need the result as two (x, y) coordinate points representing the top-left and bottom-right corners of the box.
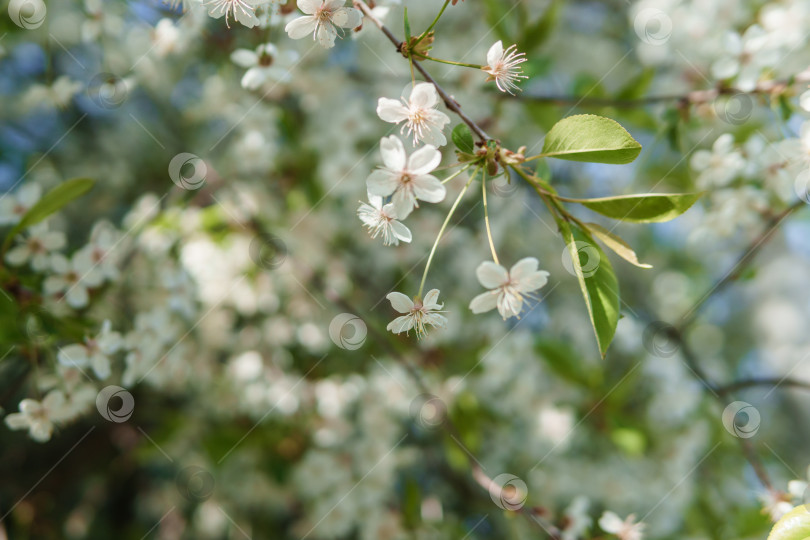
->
(678, 199), (805, 331)
(354, 0), (491, 142)
(716, 377), (810, 395)
(517, 68), (810, 109)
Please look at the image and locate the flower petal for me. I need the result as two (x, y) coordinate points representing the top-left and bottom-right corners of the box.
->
(476, 261), (508, 289)
(409, 82), (438, 108)
(380, 135), (406, 171)
(487, 40), (504, 68)
(411, 175), (446, 203)
(285, 16), (318, 40)
(469, 291), (498, 314)
(377, 98), (409, 123)
(422, 289), (442, 309)
(367, 169), (400, 197)
(331, 7), (362, 28)
(391, 188), (416, 219)
(316, 21), (338, 48)
(387, 314), (414, 334)
(297, 0), (321, 14)
(231, 48), (258, 68)
(386, 292), (414, 313)
(391, 220), (412, 243)
(407, 144), (441, 175)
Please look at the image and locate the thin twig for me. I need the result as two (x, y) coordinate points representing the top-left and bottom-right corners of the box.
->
(517, 69), (810, 109)
(678, 199), (805, 331)
(354, 0), (491, 142)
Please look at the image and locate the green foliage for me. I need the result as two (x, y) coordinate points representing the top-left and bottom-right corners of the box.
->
(451, 123), (475, 154)
(542, 114), (642, 164)
(575, 192), (702, 223)
(559, 220), (620, 358)
(2, 178), (95, 252)
(586, 222), (652, 268)
(768, 505), (810, 540)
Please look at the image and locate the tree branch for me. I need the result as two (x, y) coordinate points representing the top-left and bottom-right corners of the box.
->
(516, 69), (810, 109)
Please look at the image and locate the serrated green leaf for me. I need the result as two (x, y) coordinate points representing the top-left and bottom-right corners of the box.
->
(586, 222), (652, 268)
(559, 221), (619, 358)
(542, 114), (642, 164)
(3, 178), (95, 251)
(451, 124), (475, 154)
(574, 192), (702, 223)
(768, 505), (810, 540)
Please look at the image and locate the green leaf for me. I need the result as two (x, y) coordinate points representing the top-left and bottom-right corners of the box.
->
(451, 124), (475, 154)
(559, 221), (620, 358)
(535, 339), (601, 388)
(3, 178), (95, 251)
(403, 7), (412, 40)
(586, 222), (652, 268)
(575, 192), (702, 223)
(541, 114), (642, 164)
(616, 68), (655, 100)
(768, 505), (810, 540)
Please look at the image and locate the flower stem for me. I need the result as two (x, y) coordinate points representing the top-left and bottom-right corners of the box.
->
(418, 167), (479, 297)
(441, 163), (472, 184)
(481, 175), (499, 265)
(412, 53), (483, 70)
(411, 0), (450, 50)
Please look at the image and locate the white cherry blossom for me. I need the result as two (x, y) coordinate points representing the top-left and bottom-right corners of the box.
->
(377, 83), (451, 147)
(4, 390), (70, 442)
(231, 43), (298, 90)
(6, 222), (66, 271)
(598, 512), (645, 540)
(58, 320), (122, 379)
(0, 183), (42, 226)
(386, 289), (447, 339)
(469, 258), (549, 319)
(366, 135), (444, 219)
(285, 0), (362, 49)
(483, 40), (528, 95)
(204, 0), (261, 28)
(357, 193), (412, 246)
(43, 252), (104, 309)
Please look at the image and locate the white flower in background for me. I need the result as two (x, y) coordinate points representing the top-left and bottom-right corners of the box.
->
(43, 252), (104, 309)
(560, 496), (591, 540)
(469, 258), (549, 319)
(710, 25), (777, 92)
(366, 135), (444, 219)
(760, 489), (794, 522)
(4, 390), (70, 442)
(482, 40), (528, 95)
(231, 43), (298, 90)
(6, 223), (66, 271)
(285, 0), (362, 49)
(599, 512), (645, 540)
(75, 223), (121, 283)
(0, 183), (42, 226)
(58, 320), (122, 379)
(357, 193), (412, 246)
(800, 90), (810, 113)
(205, 0), (261, 28)
(386, 289), (447, 339)
(377, 83), (451, 147)
(22, 76), (83, 110)
(690, 133), (746, 189)
(151, 18), (186, 57)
